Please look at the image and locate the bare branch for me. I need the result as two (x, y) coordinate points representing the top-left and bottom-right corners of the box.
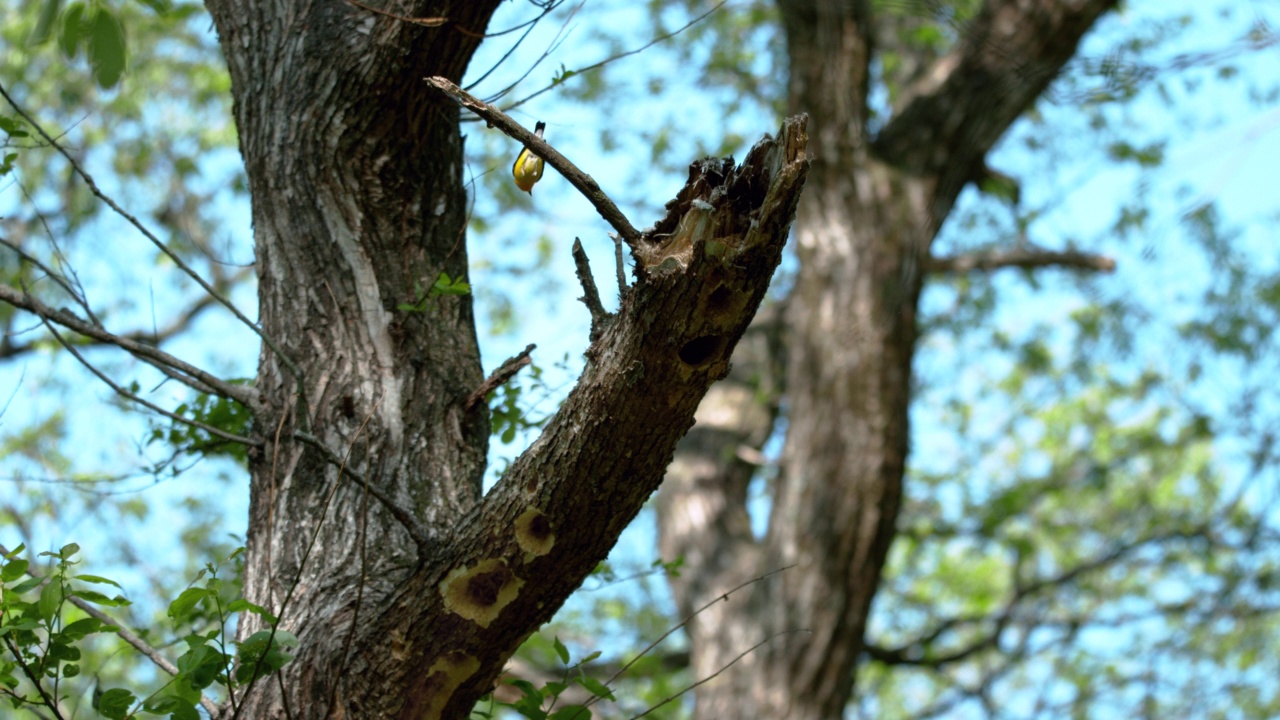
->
(0, 284), (259, 408)
(292, 431), (432, 551)
(465, 344), (537, 411)
(571, 238), (612, 341)
(0, 82), (306, 416)
(628, 629), (810, 720)
(873, 0), (1118, 193)
(925, 247), (1116, 274)
(424, 76), (643, 245)
(30, 303), (260, 447)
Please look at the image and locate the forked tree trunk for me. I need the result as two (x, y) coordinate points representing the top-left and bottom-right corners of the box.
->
(658, 1), (1118, 717)
(205, 3), (810, 717)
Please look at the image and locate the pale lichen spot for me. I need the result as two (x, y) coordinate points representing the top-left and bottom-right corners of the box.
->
(439, 559), (524, 628)
(413, 652), (480, 720)
(389, 627), (410, 662)
(514, 507), (556, 561)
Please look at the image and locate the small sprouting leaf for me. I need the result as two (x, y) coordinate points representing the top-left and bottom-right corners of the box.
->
(552, 636), (570, 665)
(2, 544), (24, 559)
(59, 543), (80, 559)
(88, 7), (127, 88)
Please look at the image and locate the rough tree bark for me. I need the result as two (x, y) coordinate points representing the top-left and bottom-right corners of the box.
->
(657, 1), (1119, 718)
(197, 3), (809, 717)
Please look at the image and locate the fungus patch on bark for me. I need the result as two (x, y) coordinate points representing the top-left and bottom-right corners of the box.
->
(514, 507), (555, 560)
(439, 558), (524, 628)
(411, 652), (480, 720)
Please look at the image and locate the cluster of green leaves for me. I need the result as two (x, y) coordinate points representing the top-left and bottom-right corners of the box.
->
(398, 271), (474, 313)
(473, 636), (613, 720)
(1, 543), (128, 715)
(0, 113), (25, 178)
(156, 548), (295, 720)
(28, 0), (179, 90)
(1, 545), (296, 719)
(144, 382), (254, 464)
(490, 359), (557, 445)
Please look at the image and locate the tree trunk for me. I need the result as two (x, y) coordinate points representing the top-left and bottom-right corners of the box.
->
(205, 3), (810, 716)
(657, 1), (1118, 717)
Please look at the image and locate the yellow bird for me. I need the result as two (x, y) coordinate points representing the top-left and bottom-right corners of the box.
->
(512, 121), (546, 195)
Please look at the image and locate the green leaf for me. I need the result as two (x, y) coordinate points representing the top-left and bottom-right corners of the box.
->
(29, 0), (65, 45)
(10, 576), (44, 594)
(59, 543), (80, 560)
(38, 579), (61, 622)
(133, 0), (173, 13)
(71, 588), (130, 607)
(1, 558), (28, 582)
(97, 687), (137, 719)
(577, 676), (614, 701)
(88, 7), (127, 88)
(2, 544), (24, 560)
(74, 574), (122, 589)
(234, 630), (298, 683)
(549, 707), (590, 720)
(552, 636), (570, 665)
(168, 587), (211, 621)
(227, 598), (277, 624)
(61, 617), (104, 641)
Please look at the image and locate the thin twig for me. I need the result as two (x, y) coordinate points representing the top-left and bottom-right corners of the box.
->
(424, 77), (642, 246)
(611, 233), (628, 299)
(31, 302), (260, 448)
(572, 238), (611, 341)
(341, 0), (445, 26)
(925, 247), (1116, 274)
(0, 284), (254, 406)
(232, 406), (381, 719)
(627, 629), (811, 720)
(501, 0), (729, 114)
(292, 431), (431, 551)
(0, 82), (306, 423)
(574, 564), (797, 717)
(2, 635), (66, 720)
(466, 344), (537, 410)
(0, 235), (97, 324)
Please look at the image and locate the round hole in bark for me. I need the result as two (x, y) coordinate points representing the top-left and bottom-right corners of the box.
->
(706, 285), (733, 314)
(467, 568), (509, 606)
(679, 335), (727, 366)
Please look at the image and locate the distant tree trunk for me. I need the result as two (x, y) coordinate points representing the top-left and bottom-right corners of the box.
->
(204, 3), (809, 716)
(657, 1), (1118, 717)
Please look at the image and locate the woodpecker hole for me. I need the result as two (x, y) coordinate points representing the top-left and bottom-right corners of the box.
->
(679, 335), (727, 366)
